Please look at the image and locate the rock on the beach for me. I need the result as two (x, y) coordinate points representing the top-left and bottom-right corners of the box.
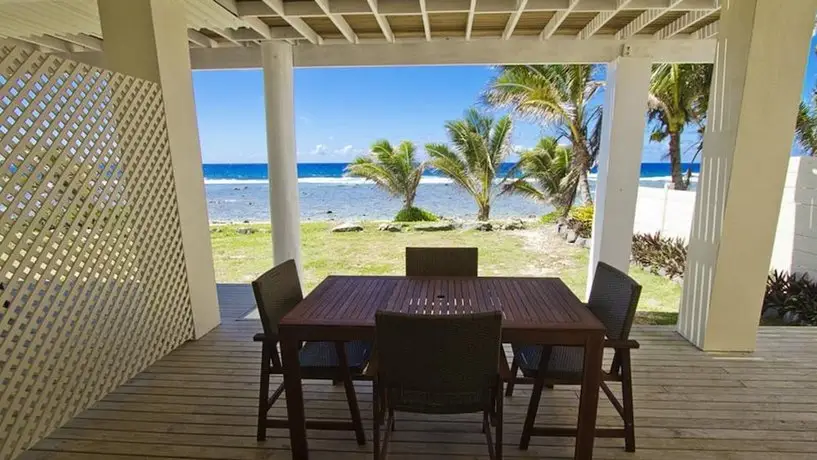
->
(501, 219), (526, 231)
(415, 222), (455, 232)
(236, 227), (256, 235)
(331, 223), (364, 233)
(565, 230), (578, 243)
(469, 222), (493, 232)
(378, 223), (404, 232)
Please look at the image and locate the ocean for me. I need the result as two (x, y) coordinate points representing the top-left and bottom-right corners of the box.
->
(204, 163), (700, 223)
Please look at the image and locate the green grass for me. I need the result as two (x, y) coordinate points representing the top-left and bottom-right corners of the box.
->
(211, 222), (681, 324)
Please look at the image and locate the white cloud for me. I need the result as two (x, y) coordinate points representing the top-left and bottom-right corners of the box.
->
(557, 138), (572, 147)
(311, 144), (329, 155)
(512, 144), (529, 153)
(336, 145), (355, 155)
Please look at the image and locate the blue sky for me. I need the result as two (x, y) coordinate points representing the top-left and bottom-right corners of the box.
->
(192, 35), (817, 164)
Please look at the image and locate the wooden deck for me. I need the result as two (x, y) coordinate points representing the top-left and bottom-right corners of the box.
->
(19, 284), (817, 460)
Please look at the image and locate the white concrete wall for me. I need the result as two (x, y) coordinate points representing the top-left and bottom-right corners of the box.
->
(634, 157), (817, 278)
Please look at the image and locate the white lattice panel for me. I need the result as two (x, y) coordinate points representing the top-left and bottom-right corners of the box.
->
(0, 45), (195, 458)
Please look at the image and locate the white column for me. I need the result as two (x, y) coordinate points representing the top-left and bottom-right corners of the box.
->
(261, 42), (302, 273)
(98, 0), (221, 339)
(587, 57), (652, 297)
(678, 0), (817, 351)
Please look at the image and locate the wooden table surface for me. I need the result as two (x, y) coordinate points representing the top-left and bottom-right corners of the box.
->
(278, 276), (606, 460)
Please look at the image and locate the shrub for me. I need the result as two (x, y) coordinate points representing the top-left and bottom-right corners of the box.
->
(394, 207), (438, 222)
(540, 210), (562, 224)
(566, 205), (594, 238)
(763, 270), (817, 325)
(631, 232), (687, 279)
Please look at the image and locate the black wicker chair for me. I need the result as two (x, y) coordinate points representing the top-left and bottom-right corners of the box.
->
(371, 311), (505, 460)
(505, 262), (642, 452)
(405, 247), (478, 277)
(251, 259), (370, 444)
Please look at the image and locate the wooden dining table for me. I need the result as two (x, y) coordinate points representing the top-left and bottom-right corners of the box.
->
(277, 275), (607, 460)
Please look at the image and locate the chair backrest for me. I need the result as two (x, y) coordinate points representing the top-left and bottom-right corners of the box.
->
(251, 259), (303, 339)
(405, 247), (478, 277)
(374, 310), (502, 414)
(587, 262), (642, 341)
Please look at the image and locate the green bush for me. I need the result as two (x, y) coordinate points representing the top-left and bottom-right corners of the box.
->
(764, 270), (817, 325)
(394, 207), (438, 222)
(566, 205), (594, 238)
(540, 210), (562, 224)
(631, 232), (687, 279)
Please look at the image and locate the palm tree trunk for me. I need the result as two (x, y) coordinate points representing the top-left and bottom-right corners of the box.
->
(669, 131), (686, 190)
(577, 170), (592, 205)
(477, 203), (490, 221)
(570, 140), (594, 205)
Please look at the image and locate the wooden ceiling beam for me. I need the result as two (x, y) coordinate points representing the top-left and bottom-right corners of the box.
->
(616, 0), (683, 40)
(188, 29), (218, 48)
(579, 0), (631, 39)
(419, 0), (432, 41)
(540, 0), (578, 40)
(366, 0), (395, 43)
(465, 0), (477, 40)
(654, 9), (716, 39)
(502, 0), (529, 40)
(57, 33), (103, 51)
(258, 0), (322, 44)
(313, 0), (358, 43)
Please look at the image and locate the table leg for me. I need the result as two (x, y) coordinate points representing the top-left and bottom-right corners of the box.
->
(575, 334), (604, 460)
(280, 336), (308, 459)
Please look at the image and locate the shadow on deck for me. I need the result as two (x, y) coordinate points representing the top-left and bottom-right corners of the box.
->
(20, 284), (817, 460)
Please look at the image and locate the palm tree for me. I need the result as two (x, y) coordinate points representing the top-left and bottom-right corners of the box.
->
(344, 140), (428, 221)
(425, 108), (514, 221)
(647, 63), (712, 190)
(796, 87), (817, 157)
(484, 64), (603, 205)
(502, 137), (577, 215)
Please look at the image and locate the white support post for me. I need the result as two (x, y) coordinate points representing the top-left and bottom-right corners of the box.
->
(261, 42), (302, 275)
(678, 0), (817, 352)
(587, 57), (652, 298)
(97, 0), (221, 339)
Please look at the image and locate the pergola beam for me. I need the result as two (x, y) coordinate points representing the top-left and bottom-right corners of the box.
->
(541, 0), (579, 40)
(579, 0), (632, 39)
(465, 0), (477, 40)
(694, 20), (718, 39)
(367, 0), (396, 43)
(259, 0), (322, 44)
(502, 0), (529, 40)
(57, 33), (102, 51)
(419, 0), (432, 41)
(187, 29), (218, 48)
(210, 28), (242, 46)
(654, 9), (714, 39)
(616, 0), (684, 39)
(16, 34), (72, 52)
(314, 0), (358, 43)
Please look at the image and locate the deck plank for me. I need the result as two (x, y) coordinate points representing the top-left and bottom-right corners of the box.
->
(21, 284), (817, 460)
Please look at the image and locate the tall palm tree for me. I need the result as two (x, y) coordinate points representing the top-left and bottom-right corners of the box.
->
(425, 108), (513, 221)
(502, 137), (577, 215)
(344, 140), (427, 220)
(648, 63), (712, 190)
(484, 64), (603, 205)
(796, 87), (817, 157)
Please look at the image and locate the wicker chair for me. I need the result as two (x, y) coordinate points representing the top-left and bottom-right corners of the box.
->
(505, 262), (642, 452)
(251, 259), (370, 444)
(371, 311), (505, 460)
(405, 247), (478, 277)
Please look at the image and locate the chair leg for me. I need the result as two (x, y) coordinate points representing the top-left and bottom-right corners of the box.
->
(505, 358), (519, 397)
(373, 381), (381, 460)
(335, 342), (366, 446)
(519, 375), (545, 450)
(496, 381), (503, 460)
(257, 341), (271, 441)
(621, 349), (636, 452)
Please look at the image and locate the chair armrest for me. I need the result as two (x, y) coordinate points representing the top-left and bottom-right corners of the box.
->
(604, 339), (640, 349)
(253, 332), (265, 342)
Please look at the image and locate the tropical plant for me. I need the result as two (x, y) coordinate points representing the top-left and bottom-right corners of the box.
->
(566, 205), (594, 238)
(344, 140), (433, 222)
(631, 232), (688, 279)
(502, 137), (577, 215)
(796, 87), (817, 157)
(647, 64), (712, 190)
(425, 108), (514, 221)
(764, 270), (817, 325)
(484, 64), (603, 205)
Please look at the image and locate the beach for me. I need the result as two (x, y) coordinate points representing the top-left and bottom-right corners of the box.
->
(204, 162), (700, 222)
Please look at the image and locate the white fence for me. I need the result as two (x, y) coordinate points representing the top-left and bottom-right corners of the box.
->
(633, 156), (817, 278)
(0, 46), (195, 458)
